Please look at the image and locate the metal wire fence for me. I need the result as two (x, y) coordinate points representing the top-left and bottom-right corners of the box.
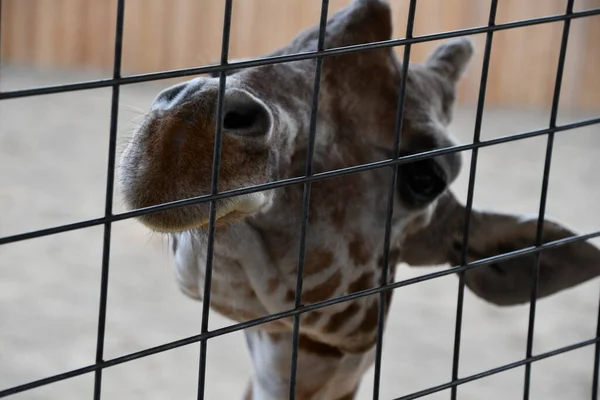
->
(1, 0), (600, 399)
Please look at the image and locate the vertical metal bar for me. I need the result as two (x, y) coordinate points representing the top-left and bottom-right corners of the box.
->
(523, 1), (574, 398)
(288, 1), (329, 398)
(372, 1), (417, 399)
(196, 1), (233, 399)
(93, 0), (125, 399)
(450, 2), (498, 399)
(592, 291), (600, 400)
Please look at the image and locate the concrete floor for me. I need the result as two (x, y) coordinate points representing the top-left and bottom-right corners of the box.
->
(1, 65), (599, 400)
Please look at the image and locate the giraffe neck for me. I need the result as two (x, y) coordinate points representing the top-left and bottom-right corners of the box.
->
(170, 185), (403, 399)
(244, 328), (373, 400)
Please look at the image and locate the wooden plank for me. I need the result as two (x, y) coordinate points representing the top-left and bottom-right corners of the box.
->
(535, 1), (566, 109)
(578, 14), (600, 109)
(0, 0), (14, 60)
(0, 0), (597, 110)
(59, 0), (86, 68)
(6, 0), (37, 64)
(141, 0), (170, 73)
(230, 0), (258, 60)
(83, 0), (113, 71)
(165, 0), (194, 71)
(184, 0), (217, 70)
(558, 14), (585, 114)
(33, 0), (59, 67)
(122, 0), (143, 73)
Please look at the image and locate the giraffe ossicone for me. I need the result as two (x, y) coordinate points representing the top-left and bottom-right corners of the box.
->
(120, 0), (600, 398)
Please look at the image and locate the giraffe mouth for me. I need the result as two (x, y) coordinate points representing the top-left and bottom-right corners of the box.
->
(136, 191), (271, 233)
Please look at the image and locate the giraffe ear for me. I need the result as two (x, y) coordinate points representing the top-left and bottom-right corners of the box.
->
(323, 0), (392, 48)
(265, 0), (399, 140)
(399, 191), (600, 306)
(426, 38), (474, 83)
(280, 0), (393, 54)
(208, 58), (251, 78)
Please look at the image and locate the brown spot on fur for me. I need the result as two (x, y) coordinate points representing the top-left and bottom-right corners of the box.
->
(298, 334), (343, 358)
(211, 302), (254, 321)
(302, 311), (322, 326)
(348, 234), (371, 265)
(232, 281), (257, 298)
(348, 272), (374, 294)
(267, 332), (285, 342)
(357, 300), (380, 333)
(285, 289), (296, 302)
(323, 302), (360, 333)
(331, 205), (346, 230)
(211, 303), (286, 331)
(302, 270), (342, 304)
(301, 248), (334, 275)
(267, 277), (279, 294)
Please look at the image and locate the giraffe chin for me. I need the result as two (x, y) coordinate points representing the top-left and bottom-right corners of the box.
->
(137, 191), (271, 233)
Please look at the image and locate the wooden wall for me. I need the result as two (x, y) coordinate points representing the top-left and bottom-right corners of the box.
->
(1, 0), (599, 110)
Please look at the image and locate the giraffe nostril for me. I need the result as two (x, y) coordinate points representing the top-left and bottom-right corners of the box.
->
(222, 90), (271, 136)
(223, 109), (262, 131)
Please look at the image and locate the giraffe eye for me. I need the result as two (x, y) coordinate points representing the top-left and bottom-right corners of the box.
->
(397, 159), (447, 206)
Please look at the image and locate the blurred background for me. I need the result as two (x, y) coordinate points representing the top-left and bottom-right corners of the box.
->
(0, 0), (599, 399)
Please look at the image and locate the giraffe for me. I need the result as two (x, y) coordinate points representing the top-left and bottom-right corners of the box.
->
(119, 0), (600, 398)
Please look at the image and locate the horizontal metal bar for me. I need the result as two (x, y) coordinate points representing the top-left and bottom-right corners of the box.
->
(1, 227), (599, 398)
(0, 8), (599, 101)
(395, 337), (600, 400)
(1, 115), (598, 246)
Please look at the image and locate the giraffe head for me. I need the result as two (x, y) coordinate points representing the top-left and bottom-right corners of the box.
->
(119, 0), (469, 233)
(119, 0), (600, 305)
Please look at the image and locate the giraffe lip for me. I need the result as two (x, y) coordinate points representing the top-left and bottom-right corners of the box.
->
(137, 205), (244, 233)
(136, 192), (270, 233)
(192, 206), (252, 229)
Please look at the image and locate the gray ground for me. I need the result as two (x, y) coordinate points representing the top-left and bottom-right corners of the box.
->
(1, 65), (599, 400)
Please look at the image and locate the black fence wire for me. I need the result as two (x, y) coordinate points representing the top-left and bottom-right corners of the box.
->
(0, 0), (600, 399)
(288, 1), (331, 398)
(450, 1), (498, 398)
